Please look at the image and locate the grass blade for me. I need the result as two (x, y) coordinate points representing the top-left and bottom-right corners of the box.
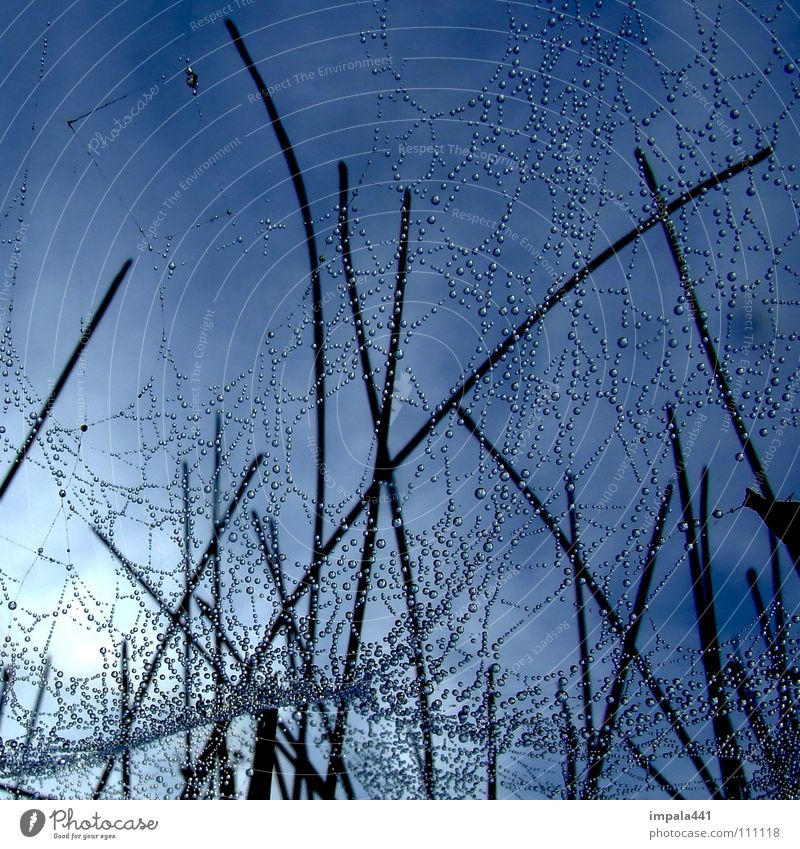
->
(566, 475), (594, 770)
(120, 641), (131, 799)
(487, 665), (497, 800)
(583, 484), (673, 798)
(559, 692), (578, 800)
(0, 666), (9, 731)
(667, 410), (747, 798)
(459, 407), (721, 798)
(338, 162), (380, 422)
(323, 490), (381, 796)
(637, 149), (775, 504)
(0, 259), (133, 501)
(385, 477), (435, 798)
(247, 708), (278, 799)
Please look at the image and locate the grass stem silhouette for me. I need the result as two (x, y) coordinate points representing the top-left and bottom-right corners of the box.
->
(667, 409), (747, 798)
(0, 259), (132, 501)
(638, 149), (775, 507)
(582, 484), (673, 798)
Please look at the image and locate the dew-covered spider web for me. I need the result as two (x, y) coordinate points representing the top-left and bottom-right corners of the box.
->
(0, 0), (799, 799)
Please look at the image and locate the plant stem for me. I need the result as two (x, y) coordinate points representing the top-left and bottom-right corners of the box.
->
(637, 149), (775, 504)
(0, 666), (9, 732)
(559, 693), (578, 800)
(92, 454), (262, 798)
(338, 162), (380, 423)
(667, 410), (747, 798)
(385, 477), (435, 798)
(0, 259), (132, 501)
(247, 708), (278, 799)
(459, 407), (721, 798)
(13, 658), (50, 799)
(226, 21), (329, 795)
(323, 490), (380, 796)
(182, 462), (195, 798)
(120, 641), (131, 799)
(487, 665), (497, 800)
(583, 484), (673, 798)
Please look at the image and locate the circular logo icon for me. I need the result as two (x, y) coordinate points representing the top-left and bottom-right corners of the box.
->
(20, 810), (46, 837)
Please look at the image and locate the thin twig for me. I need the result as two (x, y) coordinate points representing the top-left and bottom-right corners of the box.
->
(92, 454), (262, 799)
(120, 641), (131, 799)
(637, 149), (775, 503)
(0, 259), (133, 500)
(487, 665), (497, 800)
(566, 475), (594, 773)
(459, 407), (721, 798)
(667, 410), (746, 799)
(582, 484), (673, 798)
